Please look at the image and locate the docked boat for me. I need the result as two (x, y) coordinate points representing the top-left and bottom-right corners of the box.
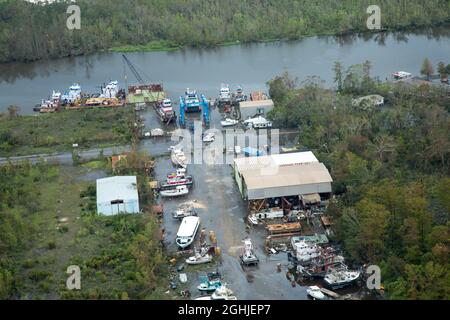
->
(324, 267), (361, 290)
(232, 86), (247, 104)
(240, 238), (259, 266)
(171, 149), (188, 168)
(61, 83), (82, 104)
(160, 185), (189, 198)
(100, 80), (119, 99)
(392, 71), (413, 80)
(306, 286), (326, 300)
(218, 84), (231, 104)
(203, 132), (215, 143)
(220, 118), (239, 127)
(244, 116), (273, 129)
(176, 216), (200, 249)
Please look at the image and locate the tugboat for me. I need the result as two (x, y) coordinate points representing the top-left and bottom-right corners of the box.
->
(218, 84), (231, 105)
(39, 91), (62, 113)
(240, 238), (259, 266)
(61, 83), (82, 105)
(100, 81), (119, 98)
(155, 98), (176, 124)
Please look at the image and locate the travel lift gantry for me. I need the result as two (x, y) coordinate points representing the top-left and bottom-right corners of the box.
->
(179, 91), (210, 130)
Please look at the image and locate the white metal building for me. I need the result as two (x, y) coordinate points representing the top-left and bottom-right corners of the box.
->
(96, 176), (140, 216)
(233, 152), (333, 201)
(239, 99), (274, 120)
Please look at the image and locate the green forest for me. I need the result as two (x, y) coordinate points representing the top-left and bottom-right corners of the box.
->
(268, 64), (450, 299)
(0, 0), (449, 63)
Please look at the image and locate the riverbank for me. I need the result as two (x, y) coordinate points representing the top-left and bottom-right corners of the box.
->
(1, 0), (450, 64)
(0, 108), (133, 157)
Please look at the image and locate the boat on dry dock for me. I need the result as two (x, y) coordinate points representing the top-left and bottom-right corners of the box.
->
(324, 266), (361, 290)
(186, 248), (213, 265)
(306, 286), (326, 300)
(176, 216), (200, 249)
(220, 118), (239, 127)
(218, 84), (231, 105)
(160, 185), (189, 198)
(195, 285), (237, 300)
(170, 148), (188, 168)
(240, 238), (259, 266)
(155, 98), (176, 124)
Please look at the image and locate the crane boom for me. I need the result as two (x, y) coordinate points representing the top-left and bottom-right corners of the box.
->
(122, 54), (144, 84)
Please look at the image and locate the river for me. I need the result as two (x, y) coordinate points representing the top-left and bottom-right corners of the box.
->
(1, 28), (450, 114)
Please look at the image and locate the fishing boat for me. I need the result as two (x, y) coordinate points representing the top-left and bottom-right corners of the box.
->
(218, 84), (231, 104)
(160, 175), (193, 189)
(240, 238), (259, 266)
(171, 149), (188, 168)
(324, 267), (361, 290)
(220, 118), (239, 127)
(306, 286), (326, 300)
(160, 185), (189, 198)
(392, 71), (412, 80)
(173, 207), (198, 220)
(247, 208), (284, 225)
(183, 88), (201, 112)
(176, 216), (200, 249)
(167, 168), (187, 180)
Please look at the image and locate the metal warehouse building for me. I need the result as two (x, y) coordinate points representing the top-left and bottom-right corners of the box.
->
(239, 99), (274, 120)
(96, 176), (140, 216)
(233, 152), (333, 212)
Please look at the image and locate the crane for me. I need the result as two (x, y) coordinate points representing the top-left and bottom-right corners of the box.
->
(122, 54), (144, 84)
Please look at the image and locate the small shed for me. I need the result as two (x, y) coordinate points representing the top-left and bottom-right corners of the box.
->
(96, 176), (140, 216)
(239, 99), (274, 120)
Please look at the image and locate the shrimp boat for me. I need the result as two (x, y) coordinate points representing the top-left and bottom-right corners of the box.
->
(176, 216), (200, 249)
(171, 148), (188, 168)
(220, 118), (239, 127)
(240, 238), (259, 266)
(160, 185), (189, 198)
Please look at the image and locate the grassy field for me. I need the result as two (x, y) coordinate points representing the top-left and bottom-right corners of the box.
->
(0, 108), (133, 157)
(1, 163), (175, 300)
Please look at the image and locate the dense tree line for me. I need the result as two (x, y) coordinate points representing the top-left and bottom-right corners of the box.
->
(0, 0), (449, 63)
(268, 65), (449, 299)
